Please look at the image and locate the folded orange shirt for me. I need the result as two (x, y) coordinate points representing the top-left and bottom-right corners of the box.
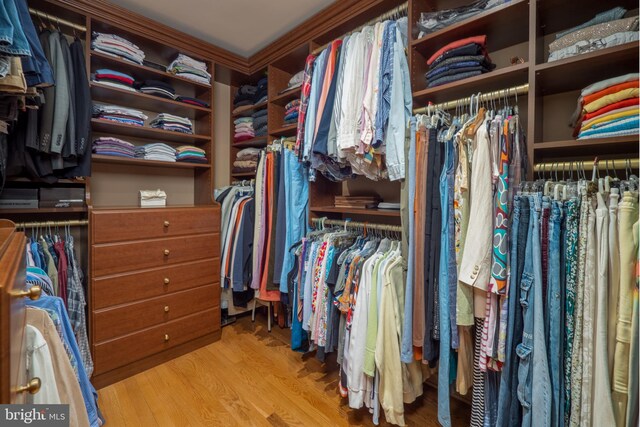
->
(583, 80), (639, 105)
(427, 35), (487, 65)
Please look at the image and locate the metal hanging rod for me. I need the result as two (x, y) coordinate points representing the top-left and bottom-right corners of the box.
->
(413, 83), (529, 114)
(29, 8), (87, 32)
(311, 217), (402, 232)
(16, 219), (89, 229)
(312, 2), (408, 54)
(534, 158), (639, 172)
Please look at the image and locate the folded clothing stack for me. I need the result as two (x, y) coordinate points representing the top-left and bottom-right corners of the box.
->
(570, 73), (639, 140)
(416, 0), (506, 36)
(175, 96), (210, 108)
(233, 84), (257, 110)
(91, 32), (145, 65)
(135, 143), (176, 162)
(234, 117), (255, 142)
(278, 70), (304, 94)
(92, 69), (136, 92)
(425, 35), (495, 88)
(175, 145), (207, 163)
(232, 147), (260, 173)
(136, 79), (176, 99)
(92, 137), (136, 158)
(254, 77), (268, 104)
(252, 109), (267, 137)
(549, 7), (639, 62)
(150, 113), (193, 134)
(283, 100), (300, 125)
(167, 54), (211, 85)
(93, 104), (148, 126)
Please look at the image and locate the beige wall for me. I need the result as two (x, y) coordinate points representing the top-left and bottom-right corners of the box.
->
(214, 82), (231, 189)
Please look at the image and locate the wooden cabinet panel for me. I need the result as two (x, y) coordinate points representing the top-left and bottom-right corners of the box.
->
(93, 284), (219, 342)
(92, 233), (219, 277)
(92, 207), (220, 244)
(93, 308), (219, 375)
(92, 258), (219, 309)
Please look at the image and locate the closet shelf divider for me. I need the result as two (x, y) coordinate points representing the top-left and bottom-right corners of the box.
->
(92, 155), (211, 169)
(270, 123), (297, 137)
(534, 135), (640, 157)
(91, 119), (211, 144)
(270, 87), (302, 106)
(232, 136), (269, 148)
(310, 206), (401, 218)
(232, 101), (268, 118)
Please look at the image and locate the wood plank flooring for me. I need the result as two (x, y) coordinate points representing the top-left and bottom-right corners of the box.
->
(97, 313), (471, 426)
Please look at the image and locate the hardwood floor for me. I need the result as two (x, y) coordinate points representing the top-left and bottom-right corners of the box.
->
(97, 312), (471, 426)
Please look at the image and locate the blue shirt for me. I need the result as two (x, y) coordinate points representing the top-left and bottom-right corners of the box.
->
(373, 21), (396, 148)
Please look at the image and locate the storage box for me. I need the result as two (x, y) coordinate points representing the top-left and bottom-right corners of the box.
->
(139, 189), (167, 208)
(39, 187), (85, 208)
(0, 188), (38, 209)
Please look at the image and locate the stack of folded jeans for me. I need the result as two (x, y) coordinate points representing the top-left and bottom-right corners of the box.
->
(91, 32), (145, 64)
(167, 53), (211, 85)
(233, 84), (257, 111)
(570, 73), (639, 140)
(175, 145), (207, 163)
(252, 109), (267, 136)
(417, 0), (508, 37)
(136, 79), (175, 99)
(92, 69), (136, 92)
(92, 137), (136, 158)
(93, 104), (147, 126)
(548, 7), (639, 62)
(254, 77), (268, 104)
(134, 143), (176, 162)
(283, 100), (300, 125)
(425, 35), (495, 88)
(234, 117), (255, 142)
(232, 147), (260, 173)
(150, 113), (193, 134)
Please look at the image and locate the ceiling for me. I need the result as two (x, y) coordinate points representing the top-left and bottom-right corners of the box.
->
(109, 0), (336, 57)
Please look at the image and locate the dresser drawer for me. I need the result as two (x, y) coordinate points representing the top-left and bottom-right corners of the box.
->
(93, 284), (219, 342)
(93, 258), (219, 309)
(93, 233), (219, 277)
(92, 207), (220, 244)
(94, 307), (219, 375)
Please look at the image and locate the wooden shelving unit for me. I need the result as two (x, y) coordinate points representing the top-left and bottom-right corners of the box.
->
(91, 119), (211, 144)
(92, 155), (211, 169)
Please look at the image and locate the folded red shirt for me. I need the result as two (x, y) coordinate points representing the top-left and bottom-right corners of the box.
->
(95, 73), (134, 85)
(427, 35), (487, 65)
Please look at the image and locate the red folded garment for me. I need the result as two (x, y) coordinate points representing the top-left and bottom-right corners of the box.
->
(583, 97), (639, 121)
(427, 35), (487, 65)
(95, 73), (134, 85)
(583, 80), (639, 105)
(234, 134), (255, 143)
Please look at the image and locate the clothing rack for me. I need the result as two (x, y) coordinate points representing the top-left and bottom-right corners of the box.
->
(312, 217), (402, 232)
(15, 219), (89, 229)
(534, 158), (639, 172)
(312, 1), (408, 54)
(413, 83), (529, 114)
(29, 8), (87, 32)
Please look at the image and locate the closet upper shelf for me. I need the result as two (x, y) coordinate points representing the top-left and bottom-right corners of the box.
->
(533, 135), (639, 158)
(232, 136), (269, 148)
(411, 0), (529, 56)
(310, 206), (401, 218)
(0, 207), (87, 215)
(270, 87), (301, 106)
(270, 123), (297, 138)
(535, 43), (639, 95)
(90, 51), (213, 91)
(91, 119), (211, 144)
(92, 155), (211, 169)
(91, 83), (212, 117)
(232, 100), (268, 118)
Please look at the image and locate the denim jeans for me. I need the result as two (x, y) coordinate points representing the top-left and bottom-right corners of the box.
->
(517, 194), (551, 427)
(547, 200), (564, 426)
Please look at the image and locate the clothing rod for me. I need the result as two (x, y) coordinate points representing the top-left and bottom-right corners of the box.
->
(312, 218), (402, 232)
(29, 8), (87, 32)
(16, 219), (89, 229)
(534, 158), (639, 172)
(312, 2), (408, 54)
(413, 83), (529, 114)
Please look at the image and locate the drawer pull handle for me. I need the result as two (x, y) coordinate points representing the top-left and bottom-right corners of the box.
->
(164, 334), (170, 342)
(16, 378), (41, 394)
(164, 305), (170, 313)
(164, 249), (170, 256)
(164, 278), (170, 285)
(12, 285), (41, 301)
(164, 221), (170, 227)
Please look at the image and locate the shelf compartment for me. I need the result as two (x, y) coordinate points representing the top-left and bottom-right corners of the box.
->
(231, 171), (257, 177)
(413, 62), (529, 105)
(90, 51), (212, 91)
(270, 123), (297, 138)
(0, 207), (87, 215)
(411, 0), (529, 57)
(231, 136), (269, 149)
(270, 87), (301, 106)
(310, 206), (401, 218)
(90, 83), (211, 118)
(232, 101), (268, 118)
(91, 119), (211, 144)
(534, 135), (639, 158)
(535, 43), (639, 95)
(92, 155), (211, 169)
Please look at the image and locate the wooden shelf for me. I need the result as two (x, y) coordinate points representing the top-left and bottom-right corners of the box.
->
(270, 123), (297, 137)
(413, 62), (529, 104)
(270, 87), (301, 106)
(231, 171), (257, 177)
(0, 207), (87, 215)
(91, 119), (211, 144)
(92, 155), (211, 169)
(91, 82), (211, 117)
(310, 206), (401, 217)
(534, 135), (639, 158)
(231, 136), (268, 148)
(232, 101), (268, 117)
(535, 43), (640, 95)
(90, 50), (212, 90)
(411, 0), (529, 57)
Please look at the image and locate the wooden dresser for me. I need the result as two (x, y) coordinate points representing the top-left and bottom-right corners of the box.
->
(90, 206), (221, 388)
